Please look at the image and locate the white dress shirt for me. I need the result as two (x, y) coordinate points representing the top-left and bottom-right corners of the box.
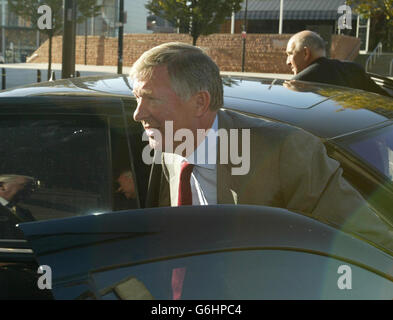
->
(164, 115), (218, 206)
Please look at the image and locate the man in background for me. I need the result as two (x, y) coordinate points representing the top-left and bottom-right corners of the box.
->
(0, 174), (36, 239)
(286, 30), (390, 97)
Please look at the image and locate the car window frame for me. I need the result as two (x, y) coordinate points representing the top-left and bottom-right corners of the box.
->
(331, 121), (393, 185)
(325, 137), (393, 225)
(0, 113), (114, 219)
(0, 95), (149, 235)
(87, 246), (393, 300)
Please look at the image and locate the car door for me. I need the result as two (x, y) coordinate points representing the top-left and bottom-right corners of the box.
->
(326, 123), (393, 226)
(19, 205), (393, 300)
(0, 95), (149, 299)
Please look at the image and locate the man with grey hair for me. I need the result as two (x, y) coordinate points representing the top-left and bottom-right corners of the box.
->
(131, 42), (393, 254)
(0, 174), (36, 239)
(286, 30), (390, 96)
(131, 41), (393, 299)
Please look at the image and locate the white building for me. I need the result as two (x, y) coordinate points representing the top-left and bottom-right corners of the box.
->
(77, 0), (171, 36)
(123, 0), (153, 34)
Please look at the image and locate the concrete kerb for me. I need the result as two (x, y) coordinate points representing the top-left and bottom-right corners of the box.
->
(0, 63), (128, 73)
(0, 63), (293, 79)
(1, 63), (391, 81)
(221, 71), (292, 80)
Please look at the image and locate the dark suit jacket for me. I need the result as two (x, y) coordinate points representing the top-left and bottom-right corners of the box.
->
(146, 109), (393, 254)
(0, 204), (35, 239)
(293, 57), (391, 97)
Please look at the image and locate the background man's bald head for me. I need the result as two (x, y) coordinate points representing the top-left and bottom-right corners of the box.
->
(286, 30), (326, 74)
(289, 31), (326, 57)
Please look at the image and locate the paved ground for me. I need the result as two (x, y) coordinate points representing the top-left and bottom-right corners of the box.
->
(0, 62), (293, 90)
(0, 63), (117, 89)
(1, 62), (390, 90)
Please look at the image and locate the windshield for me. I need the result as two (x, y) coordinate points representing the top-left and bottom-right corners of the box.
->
(340, 124), (393, 182)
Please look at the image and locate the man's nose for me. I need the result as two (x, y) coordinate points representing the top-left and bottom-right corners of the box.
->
(286, 56), (291, 65)
(133, 99), (149, 122)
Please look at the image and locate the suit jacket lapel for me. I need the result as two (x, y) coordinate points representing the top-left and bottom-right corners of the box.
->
(9, 205), (26, 222)
(146, 110), (240, 207)
(0, 205), (11, 222)
(145, 150), (170, 208)
(217, 109), (238, 205)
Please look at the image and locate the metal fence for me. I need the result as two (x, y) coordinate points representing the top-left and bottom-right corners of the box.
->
(1, 68), (81, 90)
(365, 42), (383, 73)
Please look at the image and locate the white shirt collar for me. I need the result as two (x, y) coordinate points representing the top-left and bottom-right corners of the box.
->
(186, 115), (218, 169)
(0, 196), (9, 207)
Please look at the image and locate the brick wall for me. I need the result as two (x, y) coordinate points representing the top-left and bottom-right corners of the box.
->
(28, 33), (360, 74)
(330, 34), (361, 60)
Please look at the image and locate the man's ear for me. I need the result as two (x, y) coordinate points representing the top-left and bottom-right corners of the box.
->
(192, 91), (211, 117)
(303, 47), (312, 63)
(0, 182), (5, 191)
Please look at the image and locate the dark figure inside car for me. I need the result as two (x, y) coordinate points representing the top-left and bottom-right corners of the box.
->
(113, 170), (138, 211)
(0, 174), (36, 239)
(117, 170), (136, 200)
(286, 30), (391, 97)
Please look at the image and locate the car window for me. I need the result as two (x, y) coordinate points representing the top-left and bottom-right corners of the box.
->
(342, 124), (393, 182)
(88, 249), (393, 300)
(109, 99), (150, 210)
(0, 117), (112, 238)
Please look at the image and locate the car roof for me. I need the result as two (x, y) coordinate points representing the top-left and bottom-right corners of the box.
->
(224, 77), (393, 139)
(0, 74), (392, 139)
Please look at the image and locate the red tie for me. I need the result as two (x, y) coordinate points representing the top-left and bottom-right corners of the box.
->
(178, 161), (194, 206)
(172, 161), (194, 300)
(171, 267), (186, 300)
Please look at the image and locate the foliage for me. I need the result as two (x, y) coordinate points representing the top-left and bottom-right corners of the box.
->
(347, 0), (393, 50)
(146, 0), (244, 45)
(8, 0), (102, 75)
(347, 0), (392, 20)
(9, 0), (102, 35)
(76, 0), (102, 24)
(9, 0), (63, 36)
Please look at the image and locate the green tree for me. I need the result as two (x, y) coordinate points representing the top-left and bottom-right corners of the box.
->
(9, 0), (63, 79)
(347, 0), (393, 50)
(9, 0), (101, 77)
(76, 1), (102, 65)
(146, 0), (244, 45)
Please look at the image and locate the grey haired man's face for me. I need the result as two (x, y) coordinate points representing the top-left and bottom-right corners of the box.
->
(286, 38), (310, 75)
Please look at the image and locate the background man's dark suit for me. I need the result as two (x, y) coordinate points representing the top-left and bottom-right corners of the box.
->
(146, 109), (393, 254)
(0, 203), (35, 239)
(293, 57), (390, 97)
